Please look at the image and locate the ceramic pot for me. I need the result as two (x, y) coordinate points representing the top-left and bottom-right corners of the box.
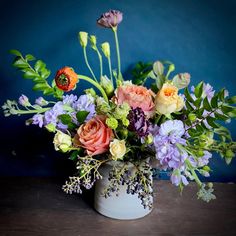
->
(94, 161), (153, 220)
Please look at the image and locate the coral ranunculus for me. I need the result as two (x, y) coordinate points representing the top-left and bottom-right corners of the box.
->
(75, 115), (113, 156)
(55, 67), (78, 92)
(115, 84), (155, 118)
(155, 83), (184, 115)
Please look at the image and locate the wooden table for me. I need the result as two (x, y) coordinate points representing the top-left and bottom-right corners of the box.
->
(0, 177), (235, 236)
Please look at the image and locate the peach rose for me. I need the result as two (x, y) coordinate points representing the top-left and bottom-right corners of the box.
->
(155, 83), (184, 115)
(75, 115), (113, 156)
(115, 84), (155, 117)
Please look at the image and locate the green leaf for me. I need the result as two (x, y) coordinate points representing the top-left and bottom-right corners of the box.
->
(206, 117), (219, 128)
(194, 98), (202, 108)
(203, 97), (212, 111)
(12, 57), (28, 68)
(40, 68), (51, 79)
(9, 49), (22, 57)
(69, 151), (79, 161)
(23, 70), (39, 79)
(76, 111), (89, 123)
(58, 114), (72, 125)
(25, 54), (36, 61)
(185, 101), (194, 111)
(214, 112), (229, 121)
(210, 95), (218, 108)
(221, 105), (234, 113)
(226, 96), (236, 104)
(43, 88), (54, 95)
(194, 82), (203, 98)
(214, 126), (232, 141)
(34, 60), (46, 72)
(184, 87), (194, 103)
(32, 83), (50, 91)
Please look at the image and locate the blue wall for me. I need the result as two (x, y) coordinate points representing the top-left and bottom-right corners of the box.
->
(0, 0), (236, 180)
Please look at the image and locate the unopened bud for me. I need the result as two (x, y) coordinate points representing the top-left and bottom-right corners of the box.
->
(78, 31), (88, 47)
(101, 42), (110, 58)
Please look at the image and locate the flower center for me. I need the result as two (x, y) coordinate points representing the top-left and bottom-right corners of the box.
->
(58, 74), (69, 86)
(164, 88), (175, 97)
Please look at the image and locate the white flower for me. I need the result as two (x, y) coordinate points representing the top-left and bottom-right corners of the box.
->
(53, 131), (72, 153)
(109, 139), (126, 160)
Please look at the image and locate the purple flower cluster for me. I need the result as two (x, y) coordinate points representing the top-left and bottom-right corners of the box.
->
(128, 107), (150, 137)
(32, 94), (95, 130)
(153, 120), (189, 186)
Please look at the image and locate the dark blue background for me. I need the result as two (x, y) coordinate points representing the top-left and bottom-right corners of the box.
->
(0, 0), (236, 181)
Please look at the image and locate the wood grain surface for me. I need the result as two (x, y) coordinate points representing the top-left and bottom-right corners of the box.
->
(0, 177), (235, 236)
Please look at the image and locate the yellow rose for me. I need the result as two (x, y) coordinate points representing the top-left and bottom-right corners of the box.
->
(109, 139), (126, 160)
(155, 83), (184, 115)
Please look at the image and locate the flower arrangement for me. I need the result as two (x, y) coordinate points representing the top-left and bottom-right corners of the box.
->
(3, 10), (236, 209)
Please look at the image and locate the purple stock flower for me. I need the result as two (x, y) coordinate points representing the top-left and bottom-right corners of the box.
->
(97, 10), (123, 28)
(154, 120), (187, 170)
(35, 97), (48, 106)
(18, 94), (30, 107)
(32, 114), (44, 128)
(44, 102), (65, 125)
(72, 94), (95, 121)
(128, 107), (150, 137)
(171, 171), (189, 186)
(62, 94), (78, 105)
(191, 83), (215, 100)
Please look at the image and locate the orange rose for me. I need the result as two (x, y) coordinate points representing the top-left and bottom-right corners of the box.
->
(75, 115), (113, 156)
(55, 67), (78, 92)
(115, 84), (155, 118)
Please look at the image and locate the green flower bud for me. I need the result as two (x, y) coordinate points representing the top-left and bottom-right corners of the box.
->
(101, 42), (110, 58)
(100, 75), (114, 97)
(144, 134), (154, 145)
(225, 149), (234, 159)
(85, 88), (96, 97)
(197, 150), (204, 156)
(153, 61), (164, 75)
(90, 35), (97, 49)
(203, 166), (211, 172)
(119, 129), (128, 139)
(45, 123), (56, 133)
(207, 182), (213, 188)
(188, 113), (197, 122)
(78, 31), (88, 47)
(106, 117), (118, 129)
(122, 118), (129, 127)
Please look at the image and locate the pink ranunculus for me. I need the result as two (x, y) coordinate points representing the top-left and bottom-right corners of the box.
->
(75, 115), (113, 156)
(115, 84), (155, 118)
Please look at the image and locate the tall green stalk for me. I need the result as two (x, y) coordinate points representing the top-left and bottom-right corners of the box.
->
(112, 27), (122, 81)
(83, 47), (98, 82)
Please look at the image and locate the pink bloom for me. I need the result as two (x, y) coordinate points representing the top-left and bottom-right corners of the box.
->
(97, 10), (123, 28)
(74, 115), (113, 156)
(115, 84), (155, 118)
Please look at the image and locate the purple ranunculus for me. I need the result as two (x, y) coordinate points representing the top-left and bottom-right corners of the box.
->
(18, 94), (30, 107)
(97, 10), (123, 28)
(128, 107), (150, 137)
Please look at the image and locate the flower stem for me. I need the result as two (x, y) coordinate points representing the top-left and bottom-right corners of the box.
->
(112, 27), (122, 81)
(95, 47), (103, 79)
(83, 47), (97, 82)
(108, 57), (113, 87)
(78, 75), (109, 102)
(14, 107), (51, 115)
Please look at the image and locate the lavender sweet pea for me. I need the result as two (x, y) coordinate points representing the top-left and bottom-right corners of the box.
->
(97, 10), (123, 28)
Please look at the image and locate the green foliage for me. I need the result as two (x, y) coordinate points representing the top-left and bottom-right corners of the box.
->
(9, 50), (63, 99)
(76, 111), (89, 123)
(131, 61), (153, 85)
